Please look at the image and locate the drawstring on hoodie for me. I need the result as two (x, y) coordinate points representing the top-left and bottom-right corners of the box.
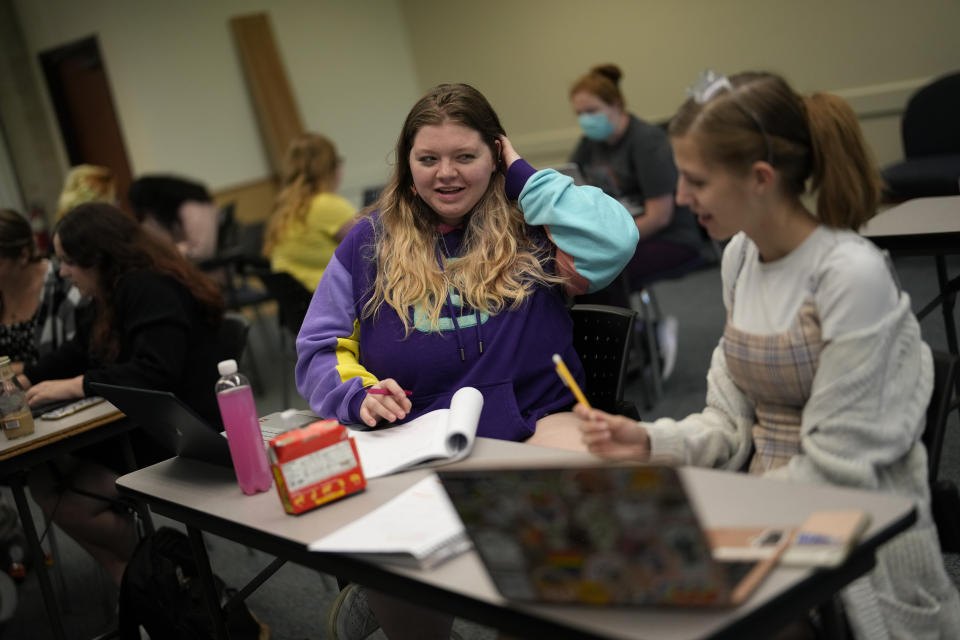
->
(443, 292), (467, 361)
(435, 236), (483, 362)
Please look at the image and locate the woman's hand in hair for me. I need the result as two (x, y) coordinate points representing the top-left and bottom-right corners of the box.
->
(24, 375), (85, 406)
(498, 135), (521, 171)
(573, 403), (651, 461)
(359, 379), (413, 427)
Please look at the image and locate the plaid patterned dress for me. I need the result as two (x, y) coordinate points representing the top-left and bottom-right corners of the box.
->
(723, 294), (824, 474)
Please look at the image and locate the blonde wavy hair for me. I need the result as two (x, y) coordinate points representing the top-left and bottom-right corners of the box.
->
(263, 132), (340, 255)
(56, 165), (116, 220)
(366, 83), (563, 334)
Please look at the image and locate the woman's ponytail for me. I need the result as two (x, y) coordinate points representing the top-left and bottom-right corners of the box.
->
(804, 93), (883, 230)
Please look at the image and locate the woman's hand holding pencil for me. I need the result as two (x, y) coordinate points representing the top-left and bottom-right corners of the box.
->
(360, 379), (413, 426)
(574, 403), (652, 461)
(554, 353), (652, 461)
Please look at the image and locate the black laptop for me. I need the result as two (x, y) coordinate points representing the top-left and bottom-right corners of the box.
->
(88, 381), (233, 467)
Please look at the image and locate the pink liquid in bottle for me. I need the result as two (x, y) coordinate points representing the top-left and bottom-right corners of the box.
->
(216, 369), (273, 495)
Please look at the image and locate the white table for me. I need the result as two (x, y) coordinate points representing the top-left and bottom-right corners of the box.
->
(0, 401), (129, 640)
(862, 196), (960, 353)
(118, 439), (916, 640)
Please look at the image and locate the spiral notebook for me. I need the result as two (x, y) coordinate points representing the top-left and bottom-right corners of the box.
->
(307, 473), (471, 569)
(346, 386), (483, 479)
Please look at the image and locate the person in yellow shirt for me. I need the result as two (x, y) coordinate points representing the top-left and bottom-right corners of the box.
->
(264, 133), (358, 291)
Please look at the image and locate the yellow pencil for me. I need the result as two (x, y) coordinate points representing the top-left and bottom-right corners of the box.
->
(552, 353), (591, 409)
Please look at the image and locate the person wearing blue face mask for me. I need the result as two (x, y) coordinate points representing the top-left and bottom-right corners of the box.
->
(569, 64), (703, 379)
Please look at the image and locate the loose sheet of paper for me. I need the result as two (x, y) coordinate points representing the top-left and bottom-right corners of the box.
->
(308, 473), (469, 565)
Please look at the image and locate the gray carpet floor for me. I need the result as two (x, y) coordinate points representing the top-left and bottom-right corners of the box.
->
(4, 252), (959, 640)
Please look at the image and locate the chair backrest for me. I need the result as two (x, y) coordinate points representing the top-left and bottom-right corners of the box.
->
(237, 222), (266, 260)
(218, 311), (251, 364)
(902, 71), (960, 158)
(215, 202), (238, 252)
(570, 304), (638, 417)
(924, 350), (959, 482)
(255, 270), (314, 335)
(363, 185), (385, 207)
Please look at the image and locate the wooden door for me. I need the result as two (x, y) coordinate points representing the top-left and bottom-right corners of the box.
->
(40, 36), (132, 210)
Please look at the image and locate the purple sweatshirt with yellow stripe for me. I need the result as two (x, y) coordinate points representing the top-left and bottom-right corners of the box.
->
(295, 160), (637, 441)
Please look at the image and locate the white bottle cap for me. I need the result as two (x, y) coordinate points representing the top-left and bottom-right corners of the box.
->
(217, 359), (238, 376)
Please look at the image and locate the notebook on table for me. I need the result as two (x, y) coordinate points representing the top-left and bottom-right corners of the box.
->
(437, 465), (787, 607)
(308, 473), (471, 569)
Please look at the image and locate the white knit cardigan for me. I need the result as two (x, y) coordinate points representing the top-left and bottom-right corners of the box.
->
(643, 240), (960, 639)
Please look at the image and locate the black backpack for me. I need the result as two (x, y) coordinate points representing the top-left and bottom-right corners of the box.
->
(118, 526), (266, 639)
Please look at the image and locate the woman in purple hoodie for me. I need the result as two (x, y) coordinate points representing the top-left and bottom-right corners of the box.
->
(300, 84), (637, 639)
(296, 83), (637, 452)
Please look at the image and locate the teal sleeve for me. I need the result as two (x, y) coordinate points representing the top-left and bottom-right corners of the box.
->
(519, 169), (638, 293)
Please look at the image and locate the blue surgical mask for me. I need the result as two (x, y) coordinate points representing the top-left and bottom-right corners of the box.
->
(578, 112), (615, 141)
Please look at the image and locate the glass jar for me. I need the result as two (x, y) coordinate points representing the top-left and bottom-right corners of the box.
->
(0, 356), (34, 440)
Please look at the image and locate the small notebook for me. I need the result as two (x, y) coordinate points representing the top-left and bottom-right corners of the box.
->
(708, 527), (795, 562)
(307, 473), (471, 569)
(780, 509), (870, 567)
(347, 387), (483, 479)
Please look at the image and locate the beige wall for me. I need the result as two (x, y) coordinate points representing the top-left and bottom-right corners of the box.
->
(6, 0), (959, 217)
(400, 0), (960, 168)
(11, 0), (421, 208)
(0, 0), (65, 216)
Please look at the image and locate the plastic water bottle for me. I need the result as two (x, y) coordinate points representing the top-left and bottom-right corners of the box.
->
(215, 359), (272, 494)
(0, 356), (34, 440)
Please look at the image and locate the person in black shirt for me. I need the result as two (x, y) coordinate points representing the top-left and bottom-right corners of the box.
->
(20, 203), (224, 585)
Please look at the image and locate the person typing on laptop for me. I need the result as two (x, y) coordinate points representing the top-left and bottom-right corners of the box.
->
(16, 203), (224, 586)
(575, 70), (960, 639)
(0, 207), (90, 583)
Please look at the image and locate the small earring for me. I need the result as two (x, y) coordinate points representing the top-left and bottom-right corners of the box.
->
(410, 185), (418, 197)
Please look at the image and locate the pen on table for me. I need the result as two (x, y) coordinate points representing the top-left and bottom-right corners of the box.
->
(795, 533), (842, 545)
(366, 388), (413, 396)
(552, 353), (591, 409)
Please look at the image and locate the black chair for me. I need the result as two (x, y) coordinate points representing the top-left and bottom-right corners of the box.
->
(362, 185), (386, 207)
(924, 350), (960, 552)
(881, 71), (960, 201)
(255, 271), (313, 337)
(215, 202), (239, 252)
(570, 304), (641, 419)
(253, 269), (314, 407)
(200, 219), (273, 393)
(217, 311), (252, 366)
(205, 217), (272, 312)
